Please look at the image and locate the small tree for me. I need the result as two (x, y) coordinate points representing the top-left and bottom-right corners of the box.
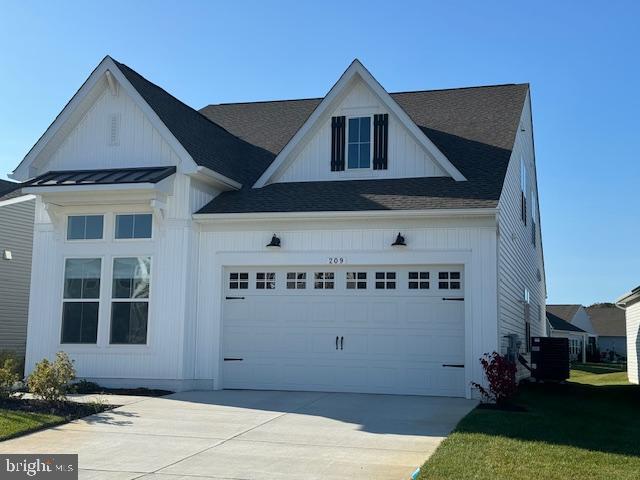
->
(471, 352), (517, 405)
(27, 352), (76, 403)
(0, 356), (21, 400)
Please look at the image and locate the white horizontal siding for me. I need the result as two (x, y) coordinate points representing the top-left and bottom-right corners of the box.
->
(626, 302), (640, 384)
(45, 86), (181, 173)
(275, 80), (447, 184)
(0, 198), (35, 357)
(497, 91), (547, 356)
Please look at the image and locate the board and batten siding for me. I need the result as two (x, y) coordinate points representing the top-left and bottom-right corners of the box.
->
(44, 85), (182, 174)
(193, 216), (499, 398)
(497, 90), (547, 358)
(273, 80), (447, 184)
(626, 301), (640, 384)
(0, 196), (35, 359)
(23, 174), (203, 390)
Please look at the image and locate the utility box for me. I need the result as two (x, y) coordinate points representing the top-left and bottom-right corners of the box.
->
(530, 337), (570, 381)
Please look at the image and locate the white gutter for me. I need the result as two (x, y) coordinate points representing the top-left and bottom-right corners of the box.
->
(193, 207), (498, 223)
(615, 286), (640, 310)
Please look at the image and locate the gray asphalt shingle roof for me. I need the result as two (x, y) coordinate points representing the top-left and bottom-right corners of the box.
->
(586, 305), (626, 337)
(546, 311), (587, 333)
(198, 84), (529, 214)
(113, 60), (274, 186)
(545, 305), (581, 323)
(0, 179), (23, 201)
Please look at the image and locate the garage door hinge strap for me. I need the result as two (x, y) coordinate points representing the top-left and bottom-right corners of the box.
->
(442, 364), (464, 368)
(225, 296), (245, 300)
(442, 297), (464, 301)
(224, 358), (244, 361)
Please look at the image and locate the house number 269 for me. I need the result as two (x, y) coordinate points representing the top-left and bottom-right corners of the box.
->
(328, 257), (345, 264)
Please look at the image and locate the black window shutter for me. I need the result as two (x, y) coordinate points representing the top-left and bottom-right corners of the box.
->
(331, 116), (345, 171)
(373, 114), (389, 170)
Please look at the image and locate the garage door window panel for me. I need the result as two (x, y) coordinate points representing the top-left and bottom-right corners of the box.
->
(409, 271), (430, 290)
(229, 272), (249, 290)
(256, 272), (276, 289)
(375, 272), (396, 289)
(346, 272), (367, 289)
(286, 272), (307, 289)
(438, 271), (461, 290)
(314, 272), (335, 289)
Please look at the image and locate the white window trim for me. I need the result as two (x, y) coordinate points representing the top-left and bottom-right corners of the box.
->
(346, 115), (373, 170)
(65, 214), (106, 242)
(59, 256), (104, 345)
(113, 212), (154, 242)
(108, 256), (152, 346)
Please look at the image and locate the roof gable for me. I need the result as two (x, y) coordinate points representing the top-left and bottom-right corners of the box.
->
(11, 57), (270, 187)
(200, 83), (528, 214)
(546, 304), (581, 323)
(546, 311), (587, 333)
(252, 60), (466, 188)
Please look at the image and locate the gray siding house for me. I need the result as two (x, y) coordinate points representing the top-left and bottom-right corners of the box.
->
(0, 180), (35, 361)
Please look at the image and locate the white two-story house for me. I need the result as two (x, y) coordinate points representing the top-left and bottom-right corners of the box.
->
(9, 57), (546, 398)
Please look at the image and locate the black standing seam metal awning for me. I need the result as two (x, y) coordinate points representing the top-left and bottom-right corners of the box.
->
(23, 166), (176, 187)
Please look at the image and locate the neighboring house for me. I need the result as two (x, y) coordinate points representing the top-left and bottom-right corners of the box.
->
(0, 180), (35, 360)
(616, 286), (640, 384)
(546, 309), (590, 362)
(587, 303), (627, 358)
(8, 56), (546, 398)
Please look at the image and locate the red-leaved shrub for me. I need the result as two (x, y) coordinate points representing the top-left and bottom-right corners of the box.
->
(471, 352), (517, 404)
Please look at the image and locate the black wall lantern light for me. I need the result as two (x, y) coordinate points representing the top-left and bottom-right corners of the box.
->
(266, 234), (281, 248)
(391, 232), (406, 247)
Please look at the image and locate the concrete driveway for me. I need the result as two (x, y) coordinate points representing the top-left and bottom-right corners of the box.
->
(0, 390), (476, 480)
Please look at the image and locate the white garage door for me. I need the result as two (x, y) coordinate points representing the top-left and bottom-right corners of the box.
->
(222, 265), (465, 397)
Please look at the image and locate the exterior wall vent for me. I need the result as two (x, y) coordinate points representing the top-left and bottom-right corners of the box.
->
(108, 113), (120, 146)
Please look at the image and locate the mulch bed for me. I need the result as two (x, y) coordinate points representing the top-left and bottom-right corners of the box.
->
(83, 387), (173, 397)
(0, 398), (115, 419)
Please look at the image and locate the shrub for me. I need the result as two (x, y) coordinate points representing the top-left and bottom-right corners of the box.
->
(0, 356), (21, 399)
(67, 379), (102, 394)
(471, 352), (518, 405)
(27, 352), (76, 402)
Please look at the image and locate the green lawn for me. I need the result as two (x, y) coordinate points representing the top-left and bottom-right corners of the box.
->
(0, 409), (64, 441)
(419, 364), (639, 480)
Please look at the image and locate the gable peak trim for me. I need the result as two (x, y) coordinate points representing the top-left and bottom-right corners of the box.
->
(252, 59), (466, 188)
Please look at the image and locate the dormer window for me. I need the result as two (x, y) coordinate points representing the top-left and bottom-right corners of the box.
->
(347, 117), (371, 169)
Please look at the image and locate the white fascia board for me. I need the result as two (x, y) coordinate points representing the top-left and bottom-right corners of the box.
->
(616, 288), (640, 308)
(0, 194), (35, 208)
(187, 166), (242, 191)
(11, 56), (199, 181)
(193, 207), (497, 223)
(253, 59), (466, 188)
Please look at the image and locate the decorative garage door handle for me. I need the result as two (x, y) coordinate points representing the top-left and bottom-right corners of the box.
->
(340, 336), (344, 350)
(336, 336), (339, 350)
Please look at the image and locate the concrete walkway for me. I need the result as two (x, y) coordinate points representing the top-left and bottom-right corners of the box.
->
(0, 390), (476, 480)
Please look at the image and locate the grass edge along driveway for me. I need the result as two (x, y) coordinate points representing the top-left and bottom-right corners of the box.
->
(0, 409), (64, 442)
(419, 364), (638, 480)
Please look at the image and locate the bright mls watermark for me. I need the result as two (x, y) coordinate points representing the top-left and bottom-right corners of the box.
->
(1, 455), (77, 480)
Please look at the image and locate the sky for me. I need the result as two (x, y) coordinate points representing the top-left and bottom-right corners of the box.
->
(0, 0), (638, 305)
